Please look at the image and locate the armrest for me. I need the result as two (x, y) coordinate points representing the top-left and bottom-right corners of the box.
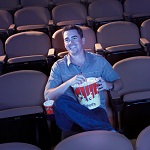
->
(140, 38), (150, 46)
(86, 16), (94, 28)
(0, 55), (6, 75)
(0, 55), (7, 63)
(109, 90), (124, 111)
(140, 38), (150, 55)
(109, 90), (124, 132)
(123, 12), (132, 21)
(47, 48), (56, 65)
(95, 43), (105, 56)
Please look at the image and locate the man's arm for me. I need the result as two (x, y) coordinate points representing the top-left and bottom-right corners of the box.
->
(97, 78), (123, 91)
(44, 74), (86, 100)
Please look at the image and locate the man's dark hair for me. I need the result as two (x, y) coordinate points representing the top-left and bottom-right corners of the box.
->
(62, 25), (83, 38)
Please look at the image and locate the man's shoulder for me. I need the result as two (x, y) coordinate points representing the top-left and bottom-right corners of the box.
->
(86, 51), (105, 60)
(54, 56), (67, 66)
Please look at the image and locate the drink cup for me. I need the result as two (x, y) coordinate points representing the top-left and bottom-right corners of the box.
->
(72, 77), (101, 110)
(43, 100), (54, 114)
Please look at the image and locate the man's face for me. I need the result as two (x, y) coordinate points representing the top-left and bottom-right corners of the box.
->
(63, 29), (85, 56)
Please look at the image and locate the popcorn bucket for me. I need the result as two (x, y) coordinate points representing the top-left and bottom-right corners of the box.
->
(72, 77), (100, 110)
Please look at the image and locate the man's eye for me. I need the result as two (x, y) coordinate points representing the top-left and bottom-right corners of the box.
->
(73, 37), (77, 40)
(65, 39), (69, 42)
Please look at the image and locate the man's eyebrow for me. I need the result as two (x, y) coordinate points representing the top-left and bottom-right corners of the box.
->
(72, 35), (78, 38)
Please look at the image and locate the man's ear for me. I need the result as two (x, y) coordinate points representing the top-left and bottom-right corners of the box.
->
(82, 37), (85, 45)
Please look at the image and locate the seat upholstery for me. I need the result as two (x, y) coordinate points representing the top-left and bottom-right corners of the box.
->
(96, 21), (145, 65)
(0, 70), (50, 149)
(51, 3), (87, 30)
(0, 0), (20, 14)
(88, 0), (124, 31)
(111, 56), (150, 138)
(3, 31), (54, 75)
(124, 0), (150, 27)
(0, 142), (41, 150)
(136, 125), (150, 150)
(52, 0), (81, 6)
(20, 0), (51, 8)
(54, 130), (133, 150)
(0, 10), (15, 43)
(140, 19), (150, 56)
(14, 6), (52, 36)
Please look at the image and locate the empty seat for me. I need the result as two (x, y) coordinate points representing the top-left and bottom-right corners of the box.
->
(51, 26), (96, 58)
(110, 56), (150, 139)
(14, 6), (52, 36)
(0, 70), (50, 150)
(87, 0), (124, 31)
(20, 0), (51, 8)
(54, 130), (133, 150)
(52, 0), (81, 6)
(136, 125), (150, 150)
(124, 0), (150, 27)
(0, 39), (5, 75)
(51, 3), (87, 31)
(0, 142), (41, 150)
(2, 31), (55, 76)
(0, 10), (15, 43)
(140, 19), (150, 56)
(96, 21), (145, 65)
(0, 0), (21, 14)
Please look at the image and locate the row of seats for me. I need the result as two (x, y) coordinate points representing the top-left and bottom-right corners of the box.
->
(1, 0), (150, 41)
(1, 19), (150, 76)
(0, 57), (150, 149)
(54, 126), (150, 150)
(1, 125), (150, 150)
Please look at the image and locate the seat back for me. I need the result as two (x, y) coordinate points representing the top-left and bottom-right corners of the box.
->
(20, 0), (51, 8)
(124, 0), (150, 16)
(52, 0), (81, 6)
(52, 3), (87, 27)
(0, 142), (41, 150)
(113, 56), (150, 97)
(96, 21), (144, 65)
(0, 39), (4, 55)
(113, 56), (150, 138)
(97, 21), (140, 48)
(5, 31), (51, 59)
(136, 125), (150, 150)
(124, 0), (150, 26)
(0, 0), (20, 13)
(140, 19), (150, 41)
(0, 70), (50, 149)
(0, 70), (47, 109)
(54, 130), (133, 150)
(88, 0), (123, 20)
(14, 6), (51, 27)
(0, 10), (13, 29)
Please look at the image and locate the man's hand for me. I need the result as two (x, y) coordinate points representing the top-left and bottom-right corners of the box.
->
(97, 77), (113, 91)
(68, 74), (86, 87)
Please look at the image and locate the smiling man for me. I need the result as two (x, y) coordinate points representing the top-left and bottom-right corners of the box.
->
(44, 25), (123, 139)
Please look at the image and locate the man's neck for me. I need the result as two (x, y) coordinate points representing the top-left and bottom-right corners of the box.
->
(70, 50), (85, 67)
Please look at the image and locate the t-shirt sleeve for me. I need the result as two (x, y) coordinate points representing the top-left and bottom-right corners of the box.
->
(45, 62), (63, 91)
(101, 57), (120, 82)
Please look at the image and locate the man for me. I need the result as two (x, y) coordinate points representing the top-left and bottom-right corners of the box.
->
(44, 25), (123, 138)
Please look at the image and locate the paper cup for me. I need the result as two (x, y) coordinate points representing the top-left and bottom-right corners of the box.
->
(43, 100), (54, 114)
(72, 77), (101, 110)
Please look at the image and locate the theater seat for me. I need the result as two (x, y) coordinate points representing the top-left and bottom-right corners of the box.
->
(0, 142), (41, 150)
(54, 130), (133, 150)
(110, 56), (150, 139)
